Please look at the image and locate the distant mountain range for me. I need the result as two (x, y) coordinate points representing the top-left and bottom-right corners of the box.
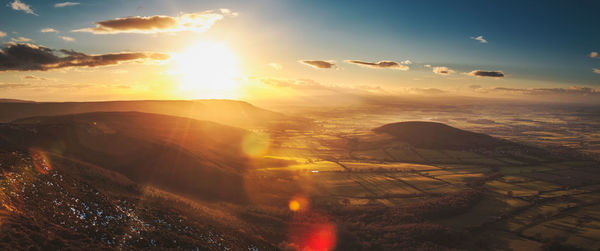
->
(0, 99), (308, 129)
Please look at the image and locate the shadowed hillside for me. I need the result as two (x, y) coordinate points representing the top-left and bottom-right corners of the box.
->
(0, 99), (308, 129)
(0, 112), (254, 202)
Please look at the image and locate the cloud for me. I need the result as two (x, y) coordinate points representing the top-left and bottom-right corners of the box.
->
(54, 2), (79, 8)
(0, 42), (169, 71)
(260, 78), (328, 90)
(9, 0), (37, 15)
(424, 64), (431, 68)
(259, 77), (386, 95)
(469, 84), (482, 89)
(268, 62), (282, 70)
(594, 68), (600, 74)
(410, 88), (446, 94)
(401, 60), (412, 65)
(73, 9), (234, 34)
(59, 36), (75, 42)
(468, 70), (504, 77)
(21, 75), (49, 81)
(299, 60), (336, 69)
(0, 83), (29, 89)
(590, 51), (598, 58)
(492, 86), (599, 96)
(0, 31), (6, 38)
(11, 37), (32, 42)
(432, 66), (455, 75)
(41, 28), (58, 33)
(345, 60), (409, 70)
(470, 35), (487, 43)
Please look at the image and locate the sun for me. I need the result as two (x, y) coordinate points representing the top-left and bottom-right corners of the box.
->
(172, 41), (241, 99)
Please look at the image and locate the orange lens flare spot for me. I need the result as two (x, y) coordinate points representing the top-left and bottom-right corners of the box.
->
(288, 196), (309, 212)
(289, 200), (301, 211)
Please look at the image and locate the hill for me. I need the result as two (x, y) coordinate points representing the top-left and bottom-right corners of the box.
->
(0, 99), (307, 129)
(0, 112), (254, 202)
(373, 121), (518, 150)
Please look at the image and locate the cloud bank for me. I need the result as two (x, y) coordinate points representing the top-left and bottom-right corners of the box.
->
(0, 43), (169, 71)
(468, 70), (504, 77)
(73, 9), (235, 34)
(345, 60), (409, 70)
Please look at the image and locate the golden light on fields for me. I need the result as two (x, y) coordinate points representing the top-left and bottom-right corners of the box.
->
(172, 41), (241, 99)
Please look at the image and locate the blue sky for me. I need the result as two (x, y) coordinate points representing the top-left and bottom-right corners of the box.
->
(0, 0), (599, 101)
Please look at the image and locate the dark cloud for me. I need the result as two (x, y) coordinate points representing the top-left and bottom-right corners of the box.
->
(345, 60), (409, 70)
(469, 70), (504, 77)
(0, 43), (169, 71)
(299, 60), (336, 69)
(73, 10), (235, 34)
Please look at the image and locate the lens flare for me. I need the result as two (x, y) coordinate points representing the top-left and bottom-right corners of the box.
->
(242, 131), (270, 157)
(288, 196), (309, 212)
(289, 200), (301, 211)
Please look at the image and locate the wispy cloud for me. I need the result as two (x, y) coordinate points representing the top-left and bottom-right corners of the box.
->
(9, 0), (37, 15)
(73, 9), (235, 34)
(424, 64), (431, 68)
(0, 42), (169, 71)
(468, 70), (504, 77)
(0, 31), (6, 38)
(400, 60), (412, 65)
(432, 66), (455, 75)
(21, 75), (49, 81)
(41, 28), (58, 33)
(491, 86), (599, 96)
(591, 51), (599, 58)
(593, 68), (600, 74)
(59, 36), (75, 42)
(268, 62), (282, 70)
(299, 60), (336, 69)
(345, 60), (409, 70)
(54, 2), (79, 8)
(470, 35), (487, 43)
(0, 83), (29, 89)
(10, 37), (32, 42)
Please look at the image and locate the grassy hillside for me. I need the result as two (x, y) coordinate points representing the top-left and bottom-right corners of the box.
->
(1, 112), (253, 202)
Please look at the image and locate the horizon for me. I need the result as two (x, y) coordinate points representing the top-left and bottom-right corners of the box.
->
(0, 0), (599, 104)
(1, 1), (600, 250)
